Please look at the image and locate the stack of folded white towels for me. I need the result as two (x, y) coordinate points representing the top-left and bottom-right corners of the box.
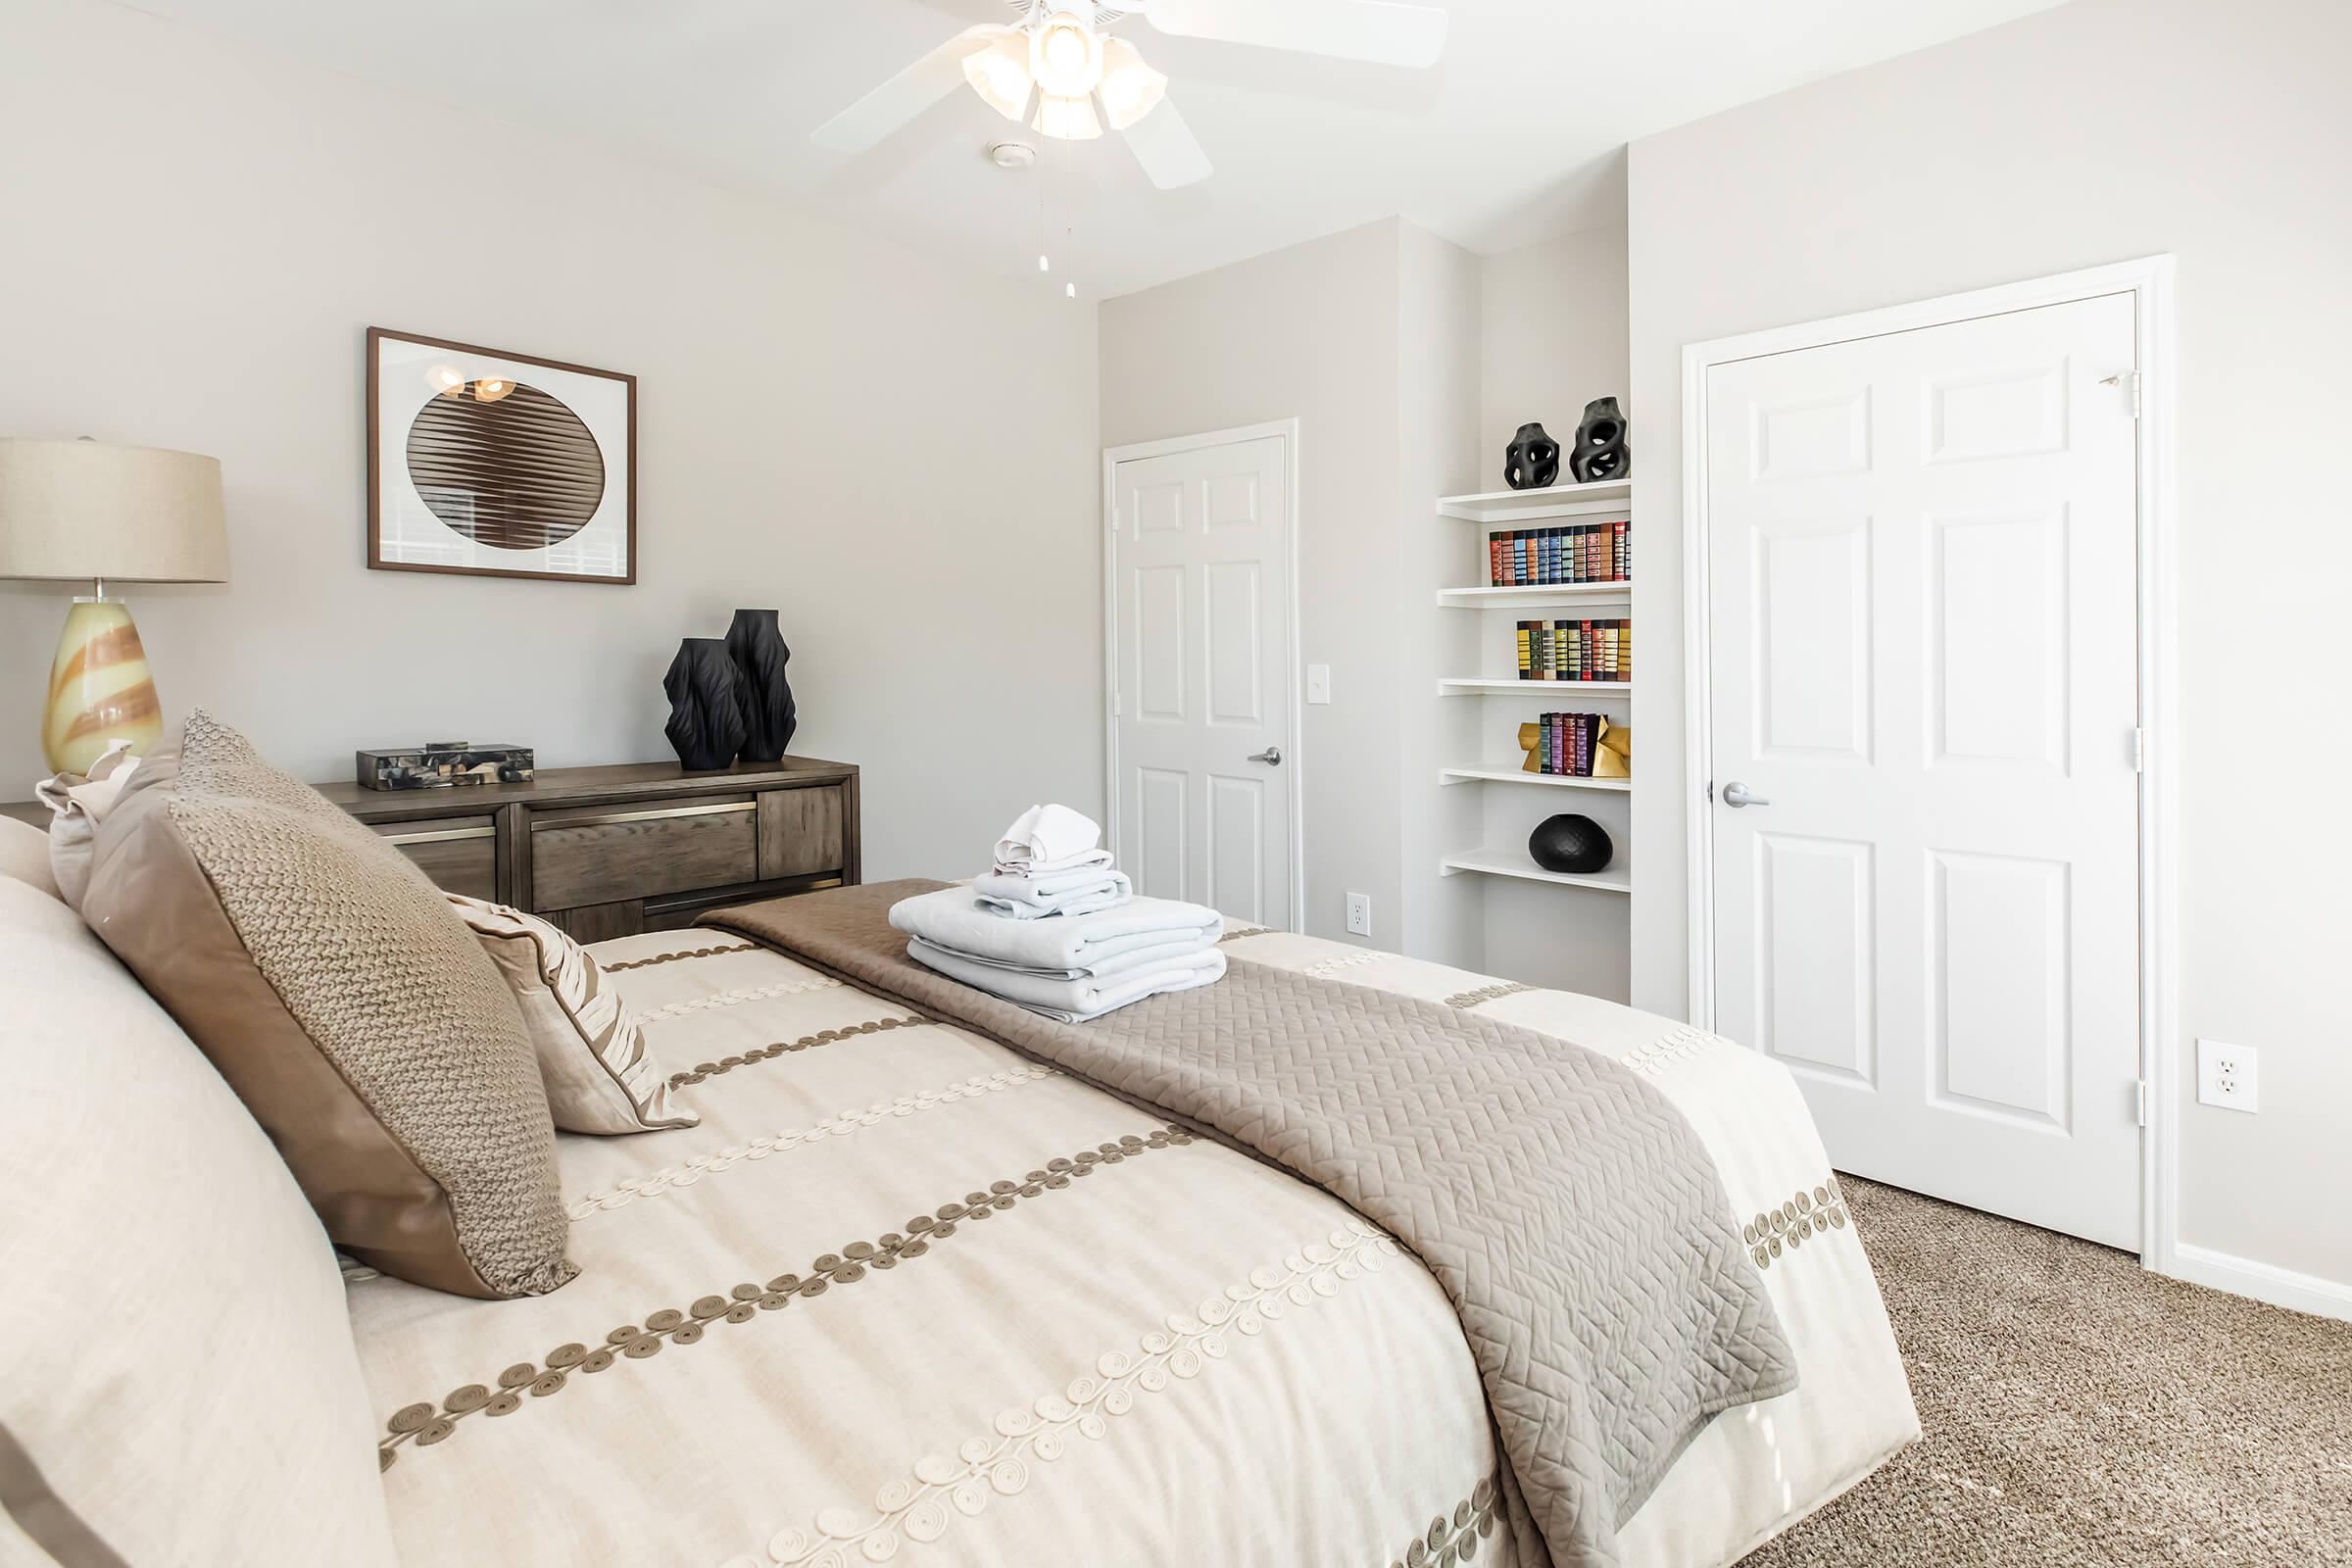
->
(890, 803), (1226, 1023)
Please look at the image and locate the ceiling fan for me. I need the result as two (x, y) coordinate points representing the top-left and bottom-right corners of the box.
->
(810, 0), (1450, 190)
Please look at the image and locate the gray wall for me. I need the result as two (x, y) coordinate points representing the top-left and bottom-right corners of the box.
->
(1100, 220), (1412, 948)
(1626, 0), (2352, 1284)
(0, 0), (1102, 883)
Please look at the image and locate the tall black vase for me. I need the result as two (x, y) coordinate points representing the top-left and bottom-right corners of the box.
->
(724, 608), (798, 763)
(662, 637), (750, 772)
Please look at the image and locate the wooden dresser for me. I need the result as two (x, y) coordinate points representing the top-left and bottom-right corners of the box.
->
(5, 757), (858, 942)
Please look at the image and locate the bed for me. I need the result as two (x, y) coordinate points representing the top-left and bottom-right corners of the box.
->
(349, 907), (1918, 1567)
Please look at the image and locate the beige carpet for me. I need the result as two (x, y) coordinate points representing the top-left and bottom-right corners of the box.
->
(1740, 1180), (2352, 1567)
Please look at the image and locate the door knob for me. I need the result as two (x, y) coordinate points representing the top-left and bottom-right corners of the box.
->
(1248, 747), (1283, 766)
(1721, 780), (1769, 808)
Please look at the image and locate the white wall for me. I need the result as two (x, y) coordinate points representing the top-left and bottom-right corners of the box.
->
(1099, 220), (1410, 946)
(1395, 223), (1485, 968)
(1475, 227), (1634, 1000)
(1627, 0), (2352, 1285)
(0, 0), (1102, 882)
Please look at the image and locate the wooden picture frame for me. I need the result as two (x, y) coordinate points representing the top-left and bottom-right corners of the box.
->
(367, 326), (637, 585)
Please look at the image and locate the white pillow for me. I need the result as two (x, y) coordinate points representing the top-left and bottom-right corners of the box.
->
(445, 893), (697, 1135)
(0, 877), (400, 1567)
(0, 816), (57, 901)
(31, 740), (140, 909)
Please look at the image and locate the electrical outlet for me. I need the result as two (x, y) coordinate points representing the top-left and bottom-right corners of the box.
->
(2196, 1038), (2259, 1113)
(1306, 663), (1332, 705)
(1345, 892), (1372, 938)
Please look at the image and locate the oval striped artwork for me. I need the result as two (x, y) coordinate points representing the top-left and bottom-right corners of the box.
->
(405, 382), (607, 550)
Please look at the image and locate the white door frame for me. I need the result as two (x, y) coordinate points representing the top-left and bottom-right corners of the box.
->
(1679, 257), (2179, 1273)
(1102, 418), (1306, 931)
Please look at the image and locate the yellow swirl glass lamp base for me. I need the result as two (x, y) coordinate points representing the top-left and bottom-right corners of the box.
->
(42, 597), (162, 776)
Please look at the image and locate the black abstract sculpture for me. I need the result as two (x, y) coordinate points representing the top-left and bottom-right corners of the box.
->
(1528, 813), (1613, 875)
(1502, 422), (1561, 490)
(724, 608), (799, 763)
(1570, 397), (1631, 483)
(662, 638), (750, 772)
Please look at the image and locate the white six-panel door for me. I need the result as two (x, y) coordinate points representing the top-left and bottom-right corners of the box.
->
(1110, 433), (1294, 928)
(1704, 293), (2143, 1249)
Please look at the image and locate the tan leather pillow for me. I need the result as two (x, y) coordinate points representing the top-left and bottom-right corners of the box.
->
(446, 893), (696, 1135)
(80, 711), (575, 1298)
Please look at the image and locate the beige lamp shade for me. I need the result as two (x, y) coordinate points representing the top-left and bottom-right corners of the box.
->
(0, 438), (228, 583)
(1, 438), (228, 774)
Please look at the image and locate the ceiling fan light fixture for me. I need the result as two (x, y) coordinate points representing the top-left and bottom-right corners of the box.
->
(961, 30), (1035, 122)
(1029, 11), (1103, 98)
(1097, 37), (1167, 130)
(1031, 91), (1102, 141)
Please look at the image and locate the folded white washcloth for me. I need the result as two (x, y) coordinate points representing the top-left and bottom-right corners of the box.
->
(992, 804), (1104, 873)
(993, 848), (1114, 877)
(972, 867), (1132, 920)
(908, 939), (1225, 1023)
(890, 886), (1221, 972)
(907, 930), (1210, 984)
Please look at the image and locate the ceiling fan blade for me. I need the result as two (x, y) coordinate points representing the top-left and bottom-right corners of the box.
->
(1141, 0), (1447, 69)
(809, 24), (1006, 152)
(1121, 95), (1212, 189)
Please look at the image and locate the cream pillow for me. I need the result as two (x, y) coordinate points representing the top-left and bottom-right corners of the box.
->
(0, 816), (57, 900)
(0, 874), (400, 1568)
(447, 893), (697, 1134)
(32, 738), (139, 909)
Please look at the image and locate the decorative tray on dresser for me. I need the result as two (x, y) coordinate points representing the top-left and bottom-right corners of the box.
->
(3, 757), (859, 942)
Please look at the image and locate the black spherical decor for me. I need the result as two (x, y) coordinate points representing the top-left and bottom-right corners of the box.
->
(1528, 813), (1612, 875)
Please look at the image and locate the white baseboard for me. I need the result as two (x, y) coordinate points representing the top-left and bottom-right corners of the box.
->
(2163, 1243), (2352, 1322)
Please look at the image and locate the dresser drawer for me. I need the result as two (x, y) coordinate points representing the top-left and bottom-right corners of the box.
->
(370, 815), (497, 900)
(758, 783), (849, 879)
(528, 796), (758, 911)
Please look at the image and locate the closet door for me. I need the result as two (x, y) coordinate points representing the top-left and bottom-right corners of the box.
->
(1703, 292), (2144, 1248)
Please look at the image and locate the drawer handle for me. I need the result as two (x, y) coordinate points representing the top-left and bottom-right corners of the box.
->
(536, 800), (759, 830)
(379, 825), (497, 847)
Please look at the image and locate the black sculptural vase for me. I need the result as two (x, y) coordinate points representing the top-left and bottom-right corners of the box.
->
(1503, 422), (1561, 490)
(1528, 813), (1613, 876)
(724, 608), (798, 763)
(662, 637), (750, 772)
(1570, 396), (1631, 483)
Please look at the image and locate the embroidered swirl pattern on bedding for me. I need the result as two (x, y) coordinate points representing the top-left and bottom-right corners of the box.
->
(739, 1220), (1404, 1568)
(570, 1065), (1060, 1219)
(377, 1126), (1197, 1467)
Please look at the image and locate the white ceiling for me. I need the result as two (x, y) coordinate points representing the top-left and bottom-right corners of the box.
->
(114, 0), (2067, 298)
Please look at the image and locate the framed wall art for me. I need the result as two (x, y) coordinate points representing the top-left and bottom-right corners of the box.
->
(367, 327), (636, 584)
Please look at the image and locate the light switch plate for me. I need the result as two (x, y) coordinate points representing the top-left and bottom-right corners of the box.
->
(1306, 664), (1332, 705)
(2196, 1038), (2259, 1113)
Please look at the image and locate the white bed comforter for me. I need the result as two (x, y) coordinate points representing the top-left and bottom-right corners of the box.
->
(346, 921), (1916, 1567)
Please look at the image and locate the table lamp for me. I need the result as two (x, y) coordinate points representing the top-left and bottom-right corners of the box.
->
(0, 438), (228, 774)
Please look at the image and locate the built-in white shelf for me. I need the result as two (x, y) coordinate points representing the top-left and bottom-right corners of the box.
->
(1439, 848), (1631, 893)
(1439, 766), (1632, 791)
(1437, 479), (1634, 523)
(1436, 582), (1633, 609)
(1438, 678), (1633, 696)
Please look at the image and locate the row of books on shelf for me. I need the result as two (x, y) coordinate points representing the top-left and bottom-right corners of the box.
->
(1489, 522), (1629, 586)
(1515, 619), (1630, 682)
(1524, 712), (1621, 777)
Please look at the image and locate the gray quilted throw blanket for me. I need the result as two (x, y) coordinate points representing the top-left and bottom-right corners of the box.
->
(706, 881), (1797, 1567)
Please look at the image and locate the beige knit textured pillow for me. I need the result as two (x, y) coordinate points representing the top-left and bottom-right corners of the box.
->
(447, 894), (696, 1135)
(79, 711), (575, 1299)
